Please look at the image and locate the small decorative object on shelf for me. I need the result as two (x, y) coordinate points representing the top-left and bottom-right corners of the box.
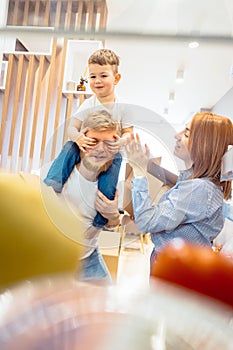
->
(66, 80), (76, 91)
(77, 76), (88, 91)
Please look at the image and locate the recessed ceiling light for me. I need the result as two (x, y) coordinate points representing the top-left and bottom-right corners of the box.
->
(176, 70), (184, 83)
(168, 91), (175, 103)
(188, 41), (199, 49)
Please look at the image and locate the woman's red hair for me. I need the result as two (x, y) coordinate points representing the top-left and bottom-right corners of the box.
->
(188, 112), (233, 199)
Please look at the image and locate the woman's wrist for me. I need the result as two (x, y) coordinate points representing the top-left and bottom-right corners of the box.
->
(133, 166), (147, 177)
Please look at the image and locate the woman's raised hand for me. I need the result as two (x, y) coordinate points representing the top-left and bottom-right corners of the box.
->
(125, 133), (150, 177)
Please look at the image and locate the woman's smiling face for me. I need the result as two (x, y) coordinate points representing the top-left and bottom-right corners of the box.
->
(174, 123), (193, 168)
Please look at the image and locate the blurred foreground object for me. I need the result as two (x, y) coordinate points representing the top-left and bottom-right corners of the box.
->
(0, 173), (83, 288)
(0, 276), (232, 350)
(213, 218), (233, 259)
(151, 239), (233, 308)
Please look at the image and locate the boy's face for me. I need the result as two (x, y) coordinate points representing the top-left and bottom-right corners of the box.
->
(88, 64), (121, 99)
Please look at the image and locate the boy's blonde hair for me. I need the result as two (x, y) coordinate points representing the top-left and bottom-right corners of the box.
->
(88, 49), (120, 74)
(82, 110), (121, 135)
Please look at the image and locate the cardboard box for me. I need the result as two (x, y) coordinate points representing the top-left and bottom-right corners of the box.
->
(147, 159), (178, 188)
(123, 162), (166, 217)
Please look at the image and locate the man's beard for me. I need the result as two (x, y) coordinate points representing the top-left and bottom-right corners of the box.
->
(82, 156), (113, 174)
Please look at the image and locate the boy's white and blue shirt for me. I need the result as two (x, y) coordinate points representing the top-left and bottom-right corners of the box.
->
(132, 168), (224, 256)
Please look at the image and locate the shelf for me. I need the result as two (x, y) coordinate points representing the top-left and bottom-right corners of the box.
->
(62, 39), (102, 92)
(62, 91), (92, 99)
(2, 28), (53, 56)
(3, 51), (51, 63)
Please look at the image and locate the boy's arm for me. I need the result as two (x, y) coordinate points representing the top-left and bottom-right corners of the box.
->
(121, 126), (133, 142)
(67, 118), (96, 152)
(67, 118), (83, 142)
(104, 126), (134, 153)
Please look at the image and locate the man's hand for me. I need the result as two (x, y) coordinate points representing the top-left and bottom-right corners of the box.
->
(124, 133), (150, 177)
(95, 190), (120, 227)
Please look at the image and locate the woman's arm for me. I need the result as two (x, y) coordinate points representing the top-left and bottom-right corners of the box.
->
(132, 178), (209, 234)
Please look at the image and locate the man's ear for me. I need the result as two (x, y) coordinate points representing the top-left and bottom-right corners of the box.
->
(114, 73), (121, 85)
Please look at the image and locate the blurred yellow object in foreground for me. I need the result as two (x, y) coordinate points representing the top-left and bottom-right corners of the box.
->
(0, 173), (83, 288)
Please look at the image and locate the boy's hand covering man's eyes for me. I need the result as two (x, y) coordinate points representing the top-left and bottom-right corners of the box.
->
(104, 135), (129, 152)
(76, 127), (97, 152)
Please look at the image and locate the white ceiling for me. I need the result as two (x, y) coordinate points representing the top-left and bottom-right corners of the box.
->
(105, 0), (233, 126)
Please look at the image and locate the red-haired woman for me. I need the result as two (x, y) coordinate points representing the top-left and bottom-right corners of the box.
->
(125, 113), (233, 266)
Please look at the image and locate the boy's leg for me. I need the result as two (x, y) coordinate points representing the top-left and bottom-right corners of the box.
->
(44, 141), (80, 192)
(93, 152), (122, 228)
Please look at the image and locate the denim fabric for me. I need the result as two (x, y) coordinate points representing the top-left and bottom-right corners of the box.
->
(223, 200), (233, 221)
(77, 249), (112, 283)
(44, 141), (122, 228)
(94, 152), (122, 228)
(44, 141), (80, 192)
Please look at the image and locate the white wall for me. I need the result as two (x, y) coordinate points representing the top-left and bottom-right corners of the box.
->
(212, 87), (233, 121)
(105, 37), (185, 171)
(0, 0), (8, 26)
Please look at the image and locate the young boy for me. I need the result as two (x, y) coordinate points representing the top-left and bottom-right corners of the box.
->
(68, 49), (133, 151)
(44, 49), (133, 228)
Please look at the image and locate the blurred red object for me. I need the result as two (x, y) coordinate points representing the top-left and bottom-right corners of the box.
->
(150, 238), (233, 308)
